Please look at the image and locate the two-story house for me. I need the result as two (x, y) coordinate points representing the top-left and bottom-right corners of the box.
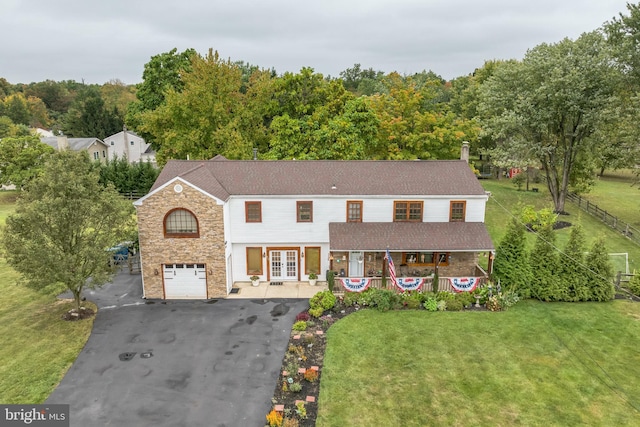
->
(41, 136), (109, 163)
(103, 127), (156, 165)
(134, 154), (495, 299)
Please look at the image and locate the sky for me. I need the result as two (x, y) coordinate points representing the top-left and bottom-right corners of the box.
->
(0, 0), (633, 85)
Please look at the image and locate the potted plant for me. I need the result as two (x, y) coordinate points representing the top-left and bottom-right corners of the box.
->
(308, 272), (318, 286)
(250, 275), (260, 287)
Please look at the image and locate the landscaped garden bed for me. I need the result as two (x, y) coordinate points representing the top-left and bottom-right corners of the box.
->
(266, 285), (517, 426)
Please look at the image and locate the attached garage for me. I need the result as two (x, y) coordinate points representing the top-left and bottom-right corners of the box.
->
(163, 263), (207, 299)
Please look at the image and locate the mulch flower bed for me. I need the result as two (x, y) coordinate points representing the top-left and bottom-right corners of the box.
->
(267, 303), (358, 427)
(267, 298), (488, 426)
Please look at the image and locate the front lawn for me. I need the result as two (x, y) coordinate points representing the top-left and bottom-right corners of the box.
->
(317, 301), (640, 426)
(0, 191), (95, 403)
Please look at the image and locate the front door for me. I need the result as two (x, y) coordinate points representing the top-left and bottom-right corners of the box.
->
(270, 250), (298, 281)
(349, 251), (364, 277)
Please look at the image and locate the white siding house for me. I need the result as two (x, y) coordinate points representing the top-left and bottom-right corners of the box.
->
(135, 155), (495, 299)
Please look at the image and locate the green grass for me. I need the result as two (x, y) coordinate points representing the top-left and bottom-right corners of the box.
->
(0, 190), (95, 403)
(580, 171), (640, 228)
(482, 178), (640, 274)
(318, 302), (640, 426)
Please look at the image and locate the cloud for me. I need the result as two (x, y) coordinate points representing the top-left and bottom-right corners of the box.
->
(0, 0), (630, 84)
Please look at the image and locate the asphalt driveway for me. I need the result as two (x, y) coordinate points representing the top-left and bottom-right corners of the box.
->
(47, 272), (308, 427)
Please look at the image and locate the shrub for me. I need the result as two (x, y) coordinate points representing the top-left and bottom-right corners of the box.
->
(435, 291), (455, 301)
(304, 369), (319, 382)
(295, 401), (307, 419)
(303, 333), (315, 345)
(357, 288), (376, 306)
(266, 409), (283, 427)
(402, 292), (422, 309)
(308, 307), (324, 318)
(283, 418), (299, 427)
(498, 290), (520, 310)
(455, 292), (475, 307)
(289, 382), (302, 392)
(486, 295), (501, 311)
(292, 321), (307, 331)
(425, 297), (438, 312)
(370, 289), (400, 311)
(343, 292), (360, 307)
(437, 300), (447, 311)
(309, 290), (336, 317)
(629, 273), (640, 296)
(326, 270), (335, 292)
(295, 311), (310, 322)
(446, 299), (463, 311)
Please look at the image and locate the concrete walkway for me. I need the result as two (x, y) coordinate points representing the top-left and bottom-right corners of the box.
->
(227, 281), (328, 299)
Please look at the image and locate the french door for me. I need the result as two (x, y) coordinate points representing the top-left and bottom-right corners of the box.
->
(270, 250), (298, 281)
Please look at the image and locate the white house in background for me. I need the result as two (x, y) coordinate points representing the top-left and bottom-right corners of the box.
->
(34, 128), (54, 138)
(103, 127), (156, 165)
(134, 147), (495, 300)
(41, 136), (109, 163)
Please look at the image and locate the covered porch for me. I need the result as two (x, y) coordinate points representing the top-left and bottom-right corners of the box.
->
(328, 222), (495, 293)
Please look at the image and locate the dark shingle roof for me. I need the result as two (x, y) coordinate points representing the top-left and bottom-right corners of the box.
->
(150, 159), (485, 200)
(329, 222), (494, 251)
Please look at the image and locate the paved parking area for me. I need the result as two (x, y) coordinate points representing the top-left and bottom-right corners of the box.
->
(47, 272), (308, 427)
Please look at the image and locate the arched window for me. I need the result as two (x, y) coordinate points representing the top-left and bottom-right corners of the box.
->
(164, 208), (199, 238)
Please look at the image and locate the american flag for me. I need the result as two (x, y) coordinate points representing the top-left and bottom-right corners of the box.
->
(385, 248), (398, 287)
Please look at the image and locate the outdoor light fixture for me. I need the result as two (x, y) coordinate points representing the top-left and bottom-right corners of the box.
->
(301, 252), (304, 258)
(263, 252), (266, 258)
(153, 268), (159, 276)
(342, 255), (347, 261)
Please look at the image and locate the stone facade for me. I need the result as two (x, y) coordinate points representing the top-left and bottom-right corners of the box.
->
(136, 180), (226, 298)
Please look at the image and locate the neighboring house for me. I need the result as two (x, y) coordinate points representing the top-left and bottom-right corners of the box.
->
(134, 148), (495, 300)
(103, 127), (156, 165)
(34, 128), (54, 138)
(41, 136), (109, 163)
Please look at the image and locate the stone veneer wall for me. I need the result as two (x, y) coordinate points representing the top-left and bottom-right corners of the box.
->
(437, 252), (480, 277)
(136, 182), (226, 298)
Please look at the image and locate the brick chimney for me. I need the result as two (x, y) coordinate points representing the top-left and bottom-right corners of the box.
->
(460, 141), (469, 163)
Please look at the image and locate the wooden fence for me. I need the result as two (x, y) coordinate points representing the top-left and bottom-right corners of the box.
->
(566, 193), (640, 246)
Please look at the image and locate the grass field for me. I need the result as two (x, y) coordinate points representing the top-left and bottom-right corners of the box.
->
(481, 177), (640, 274)
(0, 191), (95, 403)
(317, 301), (640, 426)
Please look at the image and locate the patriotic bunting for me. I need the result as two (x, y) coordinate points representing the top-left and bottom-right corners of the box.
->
(339, 278), (371, 293)
(449, 277), (480, 293)
(395, 277), (425, 291)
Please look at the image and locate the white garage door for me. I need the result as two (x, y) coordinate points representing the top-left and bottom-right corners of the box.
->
(163, 263), (207, 299)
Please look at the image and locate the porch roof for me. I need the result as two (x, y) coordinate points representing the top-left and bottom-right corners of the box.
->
(329, 222), (495, 252)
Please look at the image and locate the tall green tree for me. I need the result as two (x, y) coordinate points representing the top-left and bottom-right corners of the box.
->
(528, 224), (561, 301)
(62, 87), (123, 139)
(585, 236), (615, 301)
(0, 151), (136, 312)
(479, 32), (619, 212)
(368, 72), (479, 160)
(98, 155), (159, 195)
(126, 48), (196, 139)
(493, 214), (532, 298)
(0, 135), (55, 188)
(559, 223), (590, 301)
(140, 49), (253, 164)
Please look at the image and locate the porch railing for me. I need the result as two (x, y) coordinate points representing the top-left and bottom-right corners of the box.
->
(332, 275), (489, 295)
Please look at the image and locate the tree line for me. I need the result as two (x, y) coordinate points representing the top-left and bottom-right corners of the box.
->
(2, 3), (640, 213)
